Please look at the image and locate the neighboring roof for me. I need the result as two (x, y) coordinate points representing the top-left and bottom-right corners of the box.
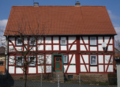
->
(4, 6), (116, 36)
(0, 47), (5, 54)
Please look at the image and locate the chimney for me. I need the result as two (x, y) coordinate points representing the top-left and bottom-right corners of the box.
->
(75, 1), (80, 6)
(34, 2), (39, 6)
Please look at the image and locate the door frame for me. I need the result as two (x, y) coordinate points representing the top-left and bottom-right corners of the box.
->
(52, 54), (63, 72)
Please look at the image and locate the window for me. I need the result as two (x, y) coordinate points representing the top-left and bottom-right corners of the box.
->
(90, 37), (97, 45)
(16, 56), (24, 66)
(0, 61), (4, 66)
(68, 75), (73, 79)
(16, 38), (23, 46)
(61, 37), (67, 46)
(63, 55), (68, 63)
(90, 55), (97, 65)
(29, 37), (36, 45)
(29, 56), (36, 66)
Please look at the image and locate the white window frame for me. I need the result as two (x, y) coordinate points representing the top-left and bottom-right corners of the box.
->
(90, 55), (97, 65)
(29, 37), (36, 46)
(63, 55), (68, 64)
(29, 56), (36, 66)
(61, 37), (67, 46)
(16, 56), (24, 66)
(16, 38), (23, 46)
(90, 37), (97, 46)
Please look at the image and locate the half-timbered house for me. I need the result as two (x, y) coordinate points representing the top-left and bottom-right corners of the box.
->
(4, 2), (116, 82)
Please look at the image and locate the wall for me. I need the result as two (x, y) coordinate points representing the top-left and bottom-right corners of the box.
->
(0, 55), (6, 74)
(7, 35), (114, 75)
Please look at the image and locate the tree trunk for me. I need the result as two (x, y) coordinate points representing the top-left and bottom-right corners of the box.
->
(24, 66), (27, 87)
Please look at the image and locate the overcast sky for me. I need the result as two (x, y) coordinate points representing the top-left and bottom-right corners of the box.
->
(0, 0), (120, 40)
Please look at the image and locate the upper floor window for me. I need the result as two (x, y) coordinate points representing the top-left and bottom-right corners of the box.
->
(63, 55), (68, 64)
(90, 55), (97, 65)
(29, 56), (36, 66)
(16, 38), (23, 46)
(16, 56), (24, 66)
(90, 37), (97, 46)
(29, 37), (36, 46)
(61, 37), (67, 46)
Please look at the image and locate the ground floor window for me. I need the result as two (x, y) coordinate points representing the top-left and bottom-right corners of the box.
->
(68, 75), (73, 79)
(90, 55), (97, 65)
(16, 56), (24, 66)
(29, 56), (36, 66)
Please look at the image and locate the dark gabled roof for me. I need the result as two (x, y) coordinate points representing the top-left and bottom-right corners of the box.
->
(4, 6), (116, 36)
(0, 47), (5, 54)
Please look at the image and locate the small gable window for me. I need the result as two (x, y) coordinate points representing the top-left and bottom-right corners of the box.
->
(90, 55), (97, 65)
(16, 56), (24, 66)
(90, 37), (97, 46)
(63, 55), (68, 64)
(29, 37), (36, 46)
(16, 38), (22, 46)
(61, 37), (67, 46)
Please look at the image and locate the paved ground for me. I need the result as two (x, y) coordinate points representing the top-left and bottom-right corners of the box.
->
(0, 80), (117, 87)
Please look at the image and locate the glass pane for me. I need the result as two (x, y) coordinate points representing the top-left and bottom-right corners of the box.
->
(62, 40), (65, 44)
(91, 56), (96, 65)
(17, 57), (22, 66)
(18, 39), (22, 44)
(30, 57), (34, 64)
(56, 57), (60, 61)
(64, 55), (67, 63)
(90, 37), (96, 45)
(0, 61), (3, 65)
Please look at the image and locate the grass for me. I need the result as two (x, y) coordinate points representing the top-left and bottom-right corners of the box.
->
(91, 81), (109, 86)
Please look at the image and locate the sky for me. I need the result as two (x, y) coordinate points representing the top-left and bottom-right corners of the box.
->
(0, 0), (120, 46)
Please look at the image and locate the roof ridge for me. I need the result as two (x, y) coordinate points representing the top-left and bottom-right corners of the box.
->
(11, 5), (106, 7)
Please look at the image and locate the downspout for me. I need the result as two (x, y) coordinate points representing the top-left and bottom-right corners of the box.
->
(5, 35), (8, 78)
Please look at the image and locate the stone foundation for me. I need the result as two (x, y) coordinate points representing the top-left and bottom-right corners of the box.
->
(8, 73), (111, 83)
(64, 73), (109, 83)
(8, 74), (52, 81)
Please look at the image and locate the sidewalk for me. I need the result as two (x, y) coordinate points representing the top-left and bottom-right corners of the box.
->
(0, 80), (117, 87)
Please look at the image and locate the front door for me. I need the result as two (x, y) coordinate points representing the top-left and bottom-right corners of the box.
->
(54, 56), (62, 71)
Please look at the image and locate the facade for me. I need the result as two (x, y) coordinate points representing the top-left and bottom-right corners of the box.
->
(4, 3), (116, 80)
(0, 47), (5, 74)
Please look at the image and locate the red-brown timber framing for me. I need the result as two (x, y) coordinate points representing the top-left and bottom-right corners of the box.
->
(8, 35), (115, 75)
